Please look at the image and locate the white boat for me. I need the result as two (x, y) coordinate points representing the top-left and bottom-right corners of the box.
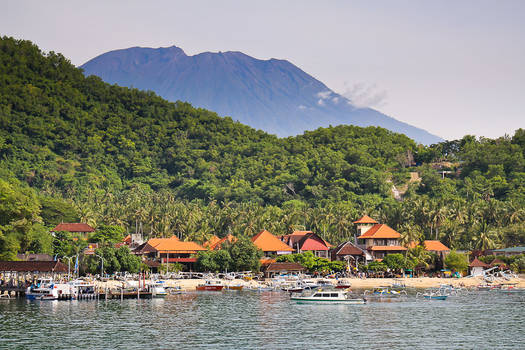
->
(26, 278), (59, 300)
(150, 281), (168, 297)
(291, 289), (366, 304)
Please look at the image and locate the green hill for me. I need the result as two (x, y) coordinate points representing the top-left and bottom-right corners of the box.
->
(0, 36), (524, 260)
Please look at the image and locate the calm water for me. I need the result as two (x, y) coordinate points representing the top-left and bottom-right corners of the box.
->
(1, 291), (524, 349)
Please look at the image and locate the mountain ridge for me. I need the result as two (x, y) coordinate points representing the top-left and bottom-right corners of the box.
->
(81, 46), (443, 144)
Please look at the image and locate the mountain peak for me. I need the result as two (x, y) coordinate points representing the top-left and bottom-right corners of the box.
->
(81, 46), (442, 144)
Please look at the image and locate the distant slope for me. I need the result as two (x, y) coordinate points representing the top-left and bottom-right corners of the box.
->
(81, 46), (443, 144)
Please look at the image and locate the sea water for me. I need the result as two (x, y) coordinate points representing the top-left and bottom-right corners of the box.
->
(0, 291), (524, 349)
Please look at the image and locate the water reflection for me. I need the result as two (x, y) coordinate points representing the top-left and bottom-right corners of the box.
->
(0, 291), (524, 349)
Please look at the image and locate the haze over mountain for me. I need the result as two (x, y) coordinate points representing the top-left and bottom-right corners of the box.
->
(81, 46), (443, 144)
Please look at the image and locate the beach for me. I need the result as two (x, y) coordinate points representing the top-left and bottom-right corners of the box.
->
(95, 275), (525, 291)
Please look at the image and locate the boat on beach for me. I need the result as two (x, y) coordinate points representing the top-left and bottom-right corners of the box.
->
(291, 289), (366, 304)
(196, 280), (224, 291)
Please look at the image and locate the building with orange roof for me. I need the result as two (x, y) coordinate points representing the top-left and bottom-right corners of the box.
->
(252, 230), (294, 257)
(355, 217), (406, 260)
(51, 223), (95, 239)
(207, 234), (237, 250)
(408, 240), (450, 260)
(203, 235), (221, 249)
(134, 236), (206, 270)
(280, 231), (331, 258)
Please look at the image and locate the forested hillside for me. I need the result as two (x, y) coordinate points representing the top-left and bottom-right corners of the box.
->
(1, 37), (524, 260)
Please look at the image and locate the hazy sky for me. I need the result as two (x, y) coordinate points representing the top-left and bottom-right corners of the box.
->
(2, 0), (524, 140)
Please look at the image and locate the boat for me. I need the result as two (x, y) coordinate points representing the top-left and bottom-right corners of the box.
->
(25, 278), (59, 300)
(335, 280), (351, 289)
(364, 287), (406, 298)
(291, 289), (366, 304)
(225, 284), (244, 291)
(417, 289), (448, 300)
(196, 280), (224, 291)
(69, 279), (97, 300)
(150, 282), (168, 297)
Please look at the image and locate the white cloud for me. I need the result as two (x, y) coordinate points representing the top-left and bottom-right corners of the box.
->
(316, 90), (331, 100)
(298, 105), (307, 110)
(340, 82), (388, 108)
(317, 99), (325, 106)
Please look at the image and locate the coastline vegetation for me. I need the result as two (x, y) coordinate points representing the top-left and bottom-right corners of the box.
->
(1, 36), (524, 267)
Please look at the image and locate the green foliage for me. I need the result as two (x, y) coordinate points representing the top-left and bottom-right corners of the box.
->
(0, 35), (524, 262)
(366, 260), (387, 272)
(196, 250), (232, 273)
(444, 251), (469, 273)
(383, 253), (406, 271)
(83, 245), (140, 275)
(52, 231), (87, 258)
(275, 251), (343, 273)
(90, 225), (125, 244)
(228, 238), (262, 272)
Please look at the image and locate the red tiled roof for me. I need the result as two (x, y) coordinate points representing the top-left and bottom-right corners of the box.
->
(260, 258), (276, 265)
(203, 235), (221, 248)
(123, 235), (132, 244)
(335, 242), (364, 256)
(300, 237), (329, 251)
(0, 261), (68, 273)
(469, 257), (489, 268)
(368, 245), (407, 251)
(408, 240), (450, 251)
(252, 230), (294, 252)
(265, 262), (305, 272)
(144, 236), (205, 254)
(52, 223), (95, 233)
(353, 215), (378, 224)
(358, 224), (401, 239)
(209, 234), (237, 250)
(423, 240), (450, 251)
(167, 258), (197, 263)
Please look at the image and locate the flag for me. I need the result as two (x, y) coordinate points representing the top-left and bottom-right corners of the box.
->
(74, 255), (79, 274)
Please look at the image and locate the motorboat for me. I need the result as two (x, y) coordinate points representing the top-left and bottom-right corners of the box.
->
(150, 281), (168, 297)
(417, 288), (448, 300)
(291, 289), (366, 304)
(196, 280), (224, 291)
(26, 278), (59, 300)
(225, 284), (244, 291)
(364, 287), (407, 298)
(335, 280), (351, 289)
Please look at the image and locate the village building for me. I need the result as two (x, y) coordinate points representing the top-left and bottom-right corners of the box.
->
(469, 257), (489, 276)
(408, 240), (450, 258)
(492, 246), (525, 257)
(51, 223), (95, 239)
(354, 215), (406, 260)
(134, 236), (206, 271)
(330, 241), (365, 266)
(280, 231), (331, 258)
(263, 262), (305, 278)
(204, 234), (237, 250)
(251, 230), (294, 257)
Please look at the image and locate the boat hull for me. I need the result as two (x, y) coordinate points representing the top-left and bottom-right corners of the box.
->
(423, 295), (447, 300)
(292, 297), (366, 304)
(196, 285), (224, 291)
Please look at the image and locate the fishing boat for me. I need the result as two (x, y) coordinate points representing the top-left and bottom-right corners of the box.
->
(225, 284), (244, 291)
(196, 280), (224, 291)
(417, 289), (448, 300)
(150, 281), (168, 297)
(26, 278), (59, 300)
(364, 287), (406, 298)
(291, 289), (366, 304)
(335, 280), (351, 289)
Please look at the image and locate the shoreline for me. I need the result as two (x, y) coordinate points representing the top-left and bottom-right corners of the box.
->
(95, 276), (525, 291)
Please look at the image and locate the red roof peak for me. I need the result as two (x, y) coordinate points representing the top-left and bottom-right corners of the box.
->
(353, 215), (378, 224)
(469, 257), (489, 268)
(52, 223), (95, 233)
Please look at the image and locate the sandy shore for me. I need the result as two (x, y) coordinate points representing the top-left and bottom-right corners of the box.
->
(95, 275), (525, 291)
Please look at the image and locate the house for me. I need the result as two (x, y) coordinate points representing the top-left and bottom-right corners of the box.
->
(408, 240), (450, 258)
(203, 235), (221, 249)
(280, 231), (331, 258)
(492, 246), (525, 257)
(263, 262), (305, 278)
(469, 257), (489, 276)
(134, 236), (206, 270)
(205, 234), (237, 250)
(251, 230), (294, 257)
(354, 216), (406, 260)
(51, 223), (95, 238)
(331, 242), (365, 266)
